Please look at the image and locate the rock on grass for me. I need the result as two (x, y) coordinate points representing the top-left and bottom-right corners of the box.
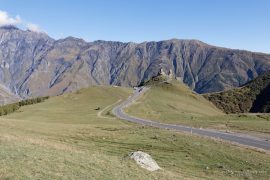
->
(129, 151), (161, 171)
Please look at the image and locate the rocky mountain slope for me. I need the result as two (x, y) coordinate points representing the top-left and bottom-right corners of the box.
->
(0, 84), (20, 105)
(204, 71), (270, 113)
(0, 25), (270, 103)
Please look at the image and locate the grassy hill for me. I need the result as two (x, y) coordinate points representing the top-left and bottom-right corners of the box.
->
(137, 75), (223, 119)
(0, 85), (270, 179)
(127, 76), (270, 134)
(204, 71), (270, 113)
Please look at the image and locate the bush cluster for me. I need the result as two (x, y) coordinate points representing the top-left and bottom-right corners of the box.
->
(0, 96), (49, 116)
(204, 71), (270, 113)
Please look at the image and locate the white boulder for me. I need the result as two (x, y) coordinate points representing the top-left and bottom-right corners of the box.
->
(129, 151), (161, 171)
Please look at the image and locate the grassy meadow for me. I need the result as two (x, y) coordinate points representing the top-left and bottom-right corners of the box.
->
(0, 86), (269, 179)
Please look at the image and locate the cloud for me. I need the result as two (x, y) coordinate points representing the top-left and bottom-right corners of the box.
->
(0, 10), (44, 33)
(0, 10), (21, 26)
(26, 23), (43, 33)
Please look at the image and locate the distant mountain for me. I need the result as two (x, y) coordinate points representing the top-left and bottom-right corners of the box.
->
(204, 71), (270, 113)
(0, 26), (270, 104)
(0, 84), (20, 105)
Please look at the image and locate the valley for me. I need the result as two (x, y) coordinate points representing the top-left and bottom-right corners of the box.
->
(1, 1), (270, 179)
(0, 85), (269, 179)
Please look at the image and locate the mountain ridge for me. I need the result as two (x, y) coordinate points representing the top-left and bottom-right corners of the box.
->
(0, 26), (270, 104)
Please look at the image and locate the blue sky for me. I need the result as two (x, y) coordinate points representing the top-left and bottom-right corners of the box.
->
(0, 0), (269, 53)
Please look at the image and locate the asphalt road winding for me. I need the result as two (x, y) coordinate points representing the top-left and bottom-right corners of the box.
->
(112, 87), (270, 151)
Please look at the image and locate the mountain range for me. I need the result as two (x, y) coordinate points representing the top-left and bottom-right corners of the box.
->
(1, 25), (270, 104)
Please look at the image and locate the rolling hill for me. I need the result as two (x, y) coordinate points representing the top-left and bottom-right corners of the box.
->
(1, 85), (270, 179)
(204, 70), (270, 113)
(127, 73), (223, 124)
(126, 74), (270, 134)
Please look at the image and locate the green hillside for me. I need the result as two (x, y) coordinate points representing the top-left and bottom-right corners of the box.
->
(204, 71), (270, 113)
(137, 75), (223, 119)
(127, 76), (270, 134)
(0, 86), (270, 179)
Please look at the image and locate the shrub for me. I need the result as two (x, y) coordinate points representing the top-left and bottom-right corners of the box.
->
(0, 96), (49, 116)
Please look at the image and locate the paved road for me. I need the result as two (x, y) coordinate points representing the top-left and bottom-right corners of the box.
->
(112, 87), (270, 151)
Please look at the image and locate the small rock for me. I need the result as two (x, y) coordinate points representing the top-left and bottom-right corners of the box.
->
(129, 151), (161, 171)
(217, 165), (224, 169)
(151, 135), (158, 140)
(94, 107), (100, 110)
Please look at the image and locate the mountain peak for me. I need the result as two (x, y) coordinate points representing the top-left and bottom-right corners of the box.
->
(0, 25), (19, 31)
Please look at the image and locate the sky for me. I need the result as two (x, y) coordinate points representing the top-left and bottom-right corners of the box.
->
(0, 0), (269, 53)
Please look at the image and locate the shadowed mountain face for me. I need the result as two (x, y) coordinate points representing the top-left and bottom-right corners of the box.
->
(205, 71), (270, 113)
(0, 26), (270, 103)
